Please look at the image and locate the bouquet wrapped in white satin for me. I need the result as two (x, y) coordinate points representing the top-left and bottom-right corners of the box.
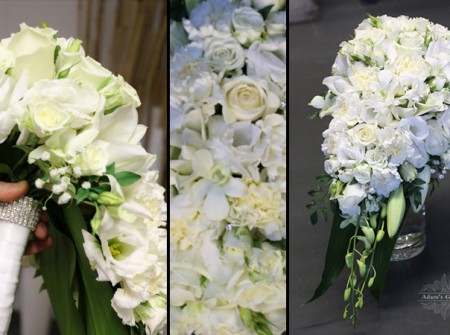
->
(0, 23), (166, 335)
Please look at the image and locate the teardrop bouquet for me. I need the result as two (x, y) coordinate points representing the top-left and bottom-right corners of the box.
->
(170, 0), (286, 334)
(308, 15), (450, 323)
(0, 23), (166, 334)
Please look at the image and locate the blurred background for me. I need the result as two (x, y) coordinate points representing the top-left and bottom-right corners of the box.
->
(291, 0), (450, 334)
(0, 0), (167, 334)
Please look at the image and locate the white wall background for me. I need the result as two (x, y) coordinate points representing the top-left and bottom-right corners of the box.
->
(0, 0), (78, 38)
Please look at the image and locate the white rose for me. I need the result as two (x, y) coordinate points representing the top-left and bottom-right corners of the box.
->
(338, 184), (366, 217)
(25, 100), (70, 138)
(204, 38), (245, 73)
(251, 0), (286, 13)
(232, 7), (265, 45)
(24, 79), (102, 130)
(266, 11), (286, 37)
(221, 75), (279, 123)
(75, 140), (110, 176)
(6, 23), (57, 85)
(350, 123), (377, 146)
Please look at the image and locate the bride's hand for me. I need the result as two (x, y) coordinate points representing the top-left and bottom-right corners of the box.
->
(0, 181), (53, 255)
(25, 213), (53, 255)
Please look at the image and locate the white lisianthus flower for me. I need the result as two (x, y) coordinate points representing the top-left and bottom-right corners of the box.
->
(55, 37), (86, 74)
(5, 23), (56, 85)
(338, 183), (366, 217)
(231, 7), (265, 45)
(353, 164), (372, 184)
(0, 72), (26, 143)
(425, 120), (448, 156)
(247, 41), (286, 100)
(221, 75), (279, 123)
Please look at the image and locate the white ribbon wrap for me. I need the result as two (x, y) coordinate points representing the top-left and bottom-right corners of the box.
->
(0, 197), (40, 335)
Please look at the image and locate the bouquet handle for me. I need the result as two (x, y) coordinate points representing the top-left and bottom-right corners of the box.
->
(0, 197), (40, 335)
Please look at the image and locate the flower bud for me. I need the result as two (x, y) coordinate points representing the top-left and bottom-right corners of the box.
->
(400, 162), (417, 182)
(97, 191), (124, 206)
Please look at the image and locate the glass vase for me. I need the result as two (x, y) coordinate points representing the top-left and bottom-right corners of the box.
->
(390, 205), (426, 262)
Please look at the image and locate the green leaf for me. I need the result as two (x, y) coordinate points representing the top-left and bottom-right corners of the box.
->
(306, 205), (356, 303)
(258, 5), (274, 20)
(310, 211), (318, 225)
(185, 0), (201, 15)
(62, 204), (129, 335)
(39, 204), (86, 335)
(0, 163), (16, 180)
(76, 188), (90, 205)
(115, 171), (141, 186)
(106, 163), (116, 175)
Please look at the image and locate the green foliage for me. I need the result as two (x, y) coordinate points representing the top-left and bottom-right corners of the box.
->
(258, 5), (274, 20)
(307, 174), (333, 225)
(170, 0), (188, 21)
(238, 306), (274, 335)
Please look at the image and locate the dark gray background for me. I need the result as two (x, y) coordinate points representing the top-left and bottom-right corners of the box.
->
(291, 0), (450, 334)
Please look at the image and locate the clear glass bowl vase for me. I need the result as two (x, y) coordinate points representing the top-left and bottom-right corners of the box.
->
(390, 206), (426, 262)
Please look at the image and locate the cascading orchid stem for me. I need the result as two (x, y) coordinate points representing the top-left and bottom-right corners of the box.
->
(0, 196), (40, 335)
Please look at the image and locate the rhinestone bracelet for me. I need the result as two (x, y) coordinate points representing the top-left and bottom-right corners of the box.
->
(0, 196), (41, 231)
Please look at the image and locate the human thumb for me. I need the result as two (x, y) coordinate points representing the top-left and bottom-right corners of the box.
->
(0, 181), (29, 202)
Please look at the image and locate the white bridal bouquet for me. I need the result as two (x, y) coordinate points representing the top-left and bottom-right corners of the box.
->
(170, 0), (286, 334)
(0, 23), (166, 334)
(308, 15), (450, 323)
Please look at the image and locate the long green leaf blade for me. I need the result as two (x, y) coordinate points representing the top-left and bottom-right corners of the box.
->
(39, 204), (86, 335)
(306, 205), (356, 303)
